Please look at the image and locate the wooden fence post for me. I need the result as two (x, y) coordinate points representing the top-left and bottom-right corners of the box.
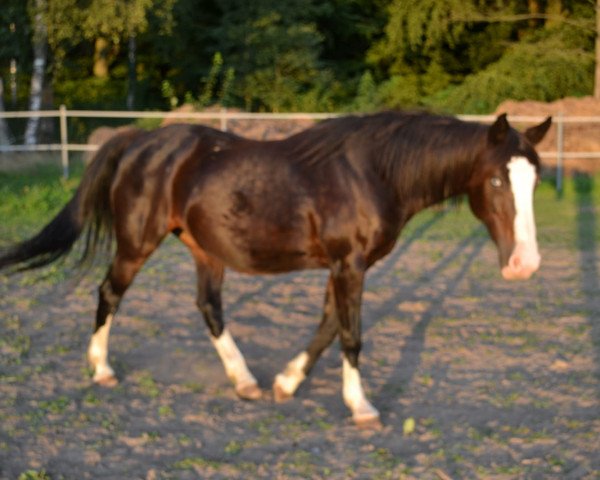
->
(220, 107), (228, 132)
(556, 112), (564, 195)
(59, 104), (69, 178)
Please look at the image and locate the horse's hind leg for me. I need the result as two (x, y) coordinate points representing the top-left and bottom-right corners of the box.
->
(190, 248), (261, 400)
(273, 276), (338, 401)
(87, 251), (147, 385)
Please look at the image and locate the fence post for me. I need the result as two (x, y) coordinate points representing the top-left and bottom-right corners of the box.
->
(556, 112), (565, 196)
(555, 112), (564, 195)
(220, 107), (228, 132)
(59, 104), (69, 179)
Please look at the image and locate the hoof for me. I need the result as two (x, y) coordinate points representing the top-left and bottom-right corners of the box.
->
(354, 414), (383, 430)
(273, 383), (293, 403)
(236, 383), (262, 401)
(93, 373), (119, 387)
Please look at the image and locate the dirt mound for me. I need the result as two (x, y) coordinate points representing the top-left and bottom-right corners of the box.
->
(497, 96), (600, 117)
(161, 104), (314, 141)
(496, 97), (600, 172)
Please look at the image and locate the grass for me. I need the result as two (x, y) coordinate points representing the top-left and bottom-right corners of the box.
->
(0, 163), (83, 242)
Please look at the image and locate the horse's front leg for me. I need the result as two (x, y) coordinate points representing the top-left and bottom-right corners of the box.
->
(273, 276), (338, 401)
(193, 254), (262, 400)
(332, 264), (380, 427)
(273, 265), (380, 427)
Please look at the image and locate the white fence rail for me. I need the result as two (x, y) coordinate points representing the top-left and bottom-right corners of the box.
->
(0, 106), (597, 191)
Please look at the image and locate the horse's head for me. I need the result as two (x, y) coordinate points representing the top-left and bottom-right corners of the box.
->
(468, 114), (552, 280)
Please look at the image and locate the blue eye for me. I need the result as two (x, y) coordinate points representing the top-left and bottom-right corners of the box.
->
(490, 177), (502, 188)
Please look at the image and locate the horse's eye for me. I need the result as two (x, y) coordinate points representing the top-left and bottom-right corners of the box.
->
(490, 177), (502, 188)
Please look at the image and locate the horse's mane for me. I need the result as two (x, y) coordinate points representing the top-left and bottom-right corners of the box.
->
(284, 111), (487, 166)
(282, 111), (490, 204)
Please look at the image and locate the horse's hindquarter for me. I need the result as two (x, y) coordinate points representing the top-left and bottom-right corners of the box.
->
(178, 146), (399, 274)
(109, 125), (217, 257)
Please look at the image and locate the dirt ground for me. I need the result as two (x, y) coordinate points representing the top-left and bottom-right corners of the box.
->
(1, 207), (599, 479)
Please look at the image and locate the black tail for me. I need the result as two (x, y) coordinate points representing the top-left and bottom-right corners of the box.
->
(0, 127), (144, 273)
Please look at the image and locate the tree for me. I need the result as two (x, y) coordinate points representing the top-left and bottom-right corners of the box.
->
(24, 0), (47, 145)
(210, 0), (335, 111)
(595, 0), (600, 98)
(369, 0), (595, 112)
(46, 0), (174, 109)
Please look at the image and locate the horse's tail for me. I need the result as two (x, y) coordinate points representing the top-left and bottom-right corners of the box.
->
(0, 127), (144, 273)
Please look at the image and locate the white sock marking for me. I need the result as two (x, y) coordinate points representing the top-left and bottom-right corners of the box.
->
(211, 328), (257, 389)
(506, 156), (540, 276)
(274, 351), (309, 396)
(342, 357), (379, 421)
(88, 314), (115, 381)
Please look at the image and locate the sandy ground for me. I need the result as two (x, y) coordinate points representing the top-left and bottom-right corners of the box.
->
(1, 206), (599, 479)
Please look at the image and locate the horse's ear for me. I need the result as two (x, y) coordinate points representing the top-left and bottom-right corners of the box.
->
(488, 113), (509, 145)
(524, 116), (552, 145)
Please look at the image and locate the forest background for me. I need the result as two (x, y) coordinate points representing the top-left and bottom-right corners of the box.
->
(0, 0), (599, 144)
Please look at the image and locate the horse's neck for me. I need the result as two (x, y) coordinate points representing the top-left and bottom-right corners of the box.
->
(384, 140), (481, 216)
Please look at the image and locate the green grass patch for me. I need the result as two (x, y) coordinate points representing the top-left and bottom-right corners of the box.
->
(0, 163), (83, 243)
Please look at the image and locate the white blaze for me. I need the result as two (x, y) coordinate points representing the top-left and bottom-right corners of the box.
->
(504, 156), (540, 279)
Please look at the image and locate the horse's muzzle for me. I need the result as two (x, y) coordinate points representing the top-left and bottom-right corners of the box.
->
(501, 242), (541, 280)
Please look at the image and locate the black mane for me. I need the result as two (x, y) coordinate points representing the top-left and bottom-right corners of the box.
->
(283, 111), (490, 208)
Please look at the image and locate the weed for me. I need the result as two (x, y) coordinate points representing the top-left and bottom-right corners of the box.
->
(224, 440), (243, 455)
(83, 391), (101, 406)
(18, 470), (51, 480)
(174, 456), (223, 470)
(137, 372), (160, 398)
(158, 405), (174, 418)
(144, 431), (161, 442)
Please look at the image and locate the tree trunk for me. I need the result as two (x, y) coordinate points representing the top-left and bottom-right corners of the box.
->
(24, 0), (48, 145)
(0, 77), (12, 145)
(527, 0), (540, 27)
(545, 0), (562, 27)
(39, 83), (55, 143)
(127, 34), (136, 110)
(93, 37), (111, 78)
(595, 0), (600, 99)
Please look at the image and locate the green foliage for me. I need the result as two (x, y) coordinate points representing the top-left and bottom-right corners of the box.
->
(0, 1), (31, 70)
(210, 0), (337, 111)
(367, 0), (595, 113)
(350, 71), (422, 111)
(187, 52), (236, 109)
(4, 0), (599, 113)
(54, 77), (127, 109)
(18, 470), (51, 480)
(197, 52), (225, 108)
(46, 0), (174, 47)
(0, 162), (80, 243)
(350, 71), (379, 111)
(429, 36), (594, 113)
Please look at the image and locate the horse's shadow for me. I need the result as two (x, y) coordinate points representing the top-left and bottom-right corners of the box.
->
(363, 224), (487, 417)
(574, 173), (600, 382)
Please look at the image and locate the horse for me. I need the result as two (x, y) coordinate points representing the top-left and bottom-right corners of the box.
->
(0, 111), (551, 428)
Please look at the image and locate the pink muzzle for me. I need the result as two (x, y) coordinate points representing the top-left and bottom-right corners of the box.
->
(501, 242), (541, 280)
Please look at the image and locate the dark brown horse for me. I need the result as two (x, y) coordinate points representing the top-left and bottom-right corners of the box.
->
(0, 111), (551, 427)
